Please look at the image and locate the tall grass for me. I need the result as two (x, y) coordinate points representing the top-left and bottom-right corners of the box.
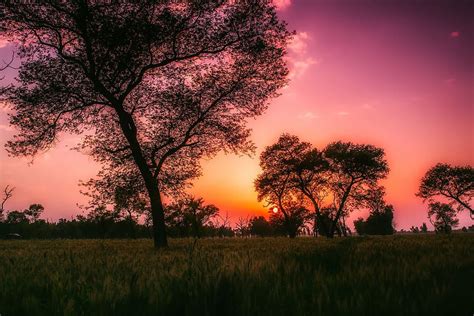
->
(0, 235), (472, 315)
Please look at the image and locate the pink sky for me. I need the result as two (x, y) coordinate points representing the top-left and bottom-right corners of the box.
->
(0, 0), (473, 230)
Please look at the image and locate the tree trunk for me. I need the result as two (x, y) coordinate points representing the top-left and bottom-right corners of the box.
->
(288, 230), (297, 238)
(115, 106), (168, 248)
(149, 187), (168, 248)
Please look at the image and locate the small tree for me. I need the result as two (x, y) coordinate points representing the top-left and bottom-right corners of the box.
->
(23, 204), (44, 223)
(5, 210), (28, 224)
(0, 185), (15, 221)
(235, 216), (250, 237)
(268, 205), (310, 238)
(165, 197), (218, 238)
(417, 163), (473, 218)
(420, 222), (428, 233)
(428, 202), (459, 234)
(248, 216), (273, 237)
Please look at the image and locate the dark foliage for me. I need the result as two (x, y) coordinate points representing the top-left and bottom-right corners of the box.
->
(0, 1), (291, 248)
(417, 163), (473, 218)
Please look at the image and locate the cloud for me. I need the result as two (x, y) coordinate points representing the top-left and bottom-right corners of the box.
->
(450, 31), (460, 38)
(286, 31), (319, 79)
(336, 111), (349, 116)
(289, 57), (319, 79)
(288, 32), (310, 55)
(298, 112), (319, 120)
(273, 0), (292, 11)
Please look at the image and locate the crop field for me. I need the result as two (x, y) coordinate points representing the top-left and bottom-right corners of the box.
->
(0, 235), (473, 316)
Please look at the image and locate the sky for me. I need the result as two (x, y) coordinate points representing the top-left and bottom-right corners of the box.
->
(0, 0), (473, 230)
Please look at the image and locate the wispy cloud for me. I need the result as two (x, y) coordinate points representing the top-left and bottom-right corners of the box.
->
(273, 0), (292, 11)
(450, 31), (460, 38)
(336, 111), (349, 116)
(287, 31), (319, 79)
(290, 57), (319, 79)
(298, 111), (319, 120)
(288, 32), (310, 55)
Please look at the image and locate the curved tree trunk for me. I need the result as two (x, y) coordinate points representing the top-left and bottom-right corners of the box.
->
(115, 106), (168, 248)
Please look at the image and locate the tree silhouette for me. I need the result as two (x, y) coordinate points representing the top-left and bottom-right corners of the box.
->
(255, 134), (389, 238)
(165, 197), (218, 238)
(420, 222), (428, 233)
(23, 204), (44, 223)
(0, 185), (15, 221)
(254, 134), (313, 238)
(235, 216), (250, 237)
(417, 163), (473, 219)
(427, 202), (459, 234)
(248, 216), (273, 237)
(0, 2), (291, 248)
(324, 141), (389, 237)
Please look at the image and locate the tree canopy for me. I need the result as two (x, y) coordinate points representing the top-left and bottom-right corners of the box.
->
(255, 134), (389, 238)
(417, 163), (473, 218)
(0, 1), (291, 248)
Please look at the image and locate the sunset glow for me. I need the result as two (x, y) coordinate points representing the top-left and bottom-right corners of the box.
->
(0, 0), (472, 230)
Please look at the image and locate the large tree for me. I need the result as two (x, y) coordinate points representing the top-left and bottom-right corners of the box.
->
(323, 141), (389, 237)
(417, 163), (473, 219)
(254, 134), (313, 238)
(0, 1), (291, 247)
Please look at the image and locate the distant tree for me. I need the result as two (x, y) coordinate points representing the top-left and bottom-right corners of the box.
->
(113, 186), (147, 238)
(354, 217), (366, 235)
(0, 185), (15, 221)
(428, 202), (459, 234)
(235, 216), (250, 237)
(255, 135), (313, 238)
(420, 222), (428, 233)
(23, 204), (44, 223)
(5, 210), (28, 224)
(255, 135), (389, 238)
(324, 141), (389, 237)
(1, 1), (291, 248)
(417, 163), (473, 218)
(165, 197), (218, 238)
(461, 226), (468, 232)
(352, 204), (394, 236)
(86, 205), (117, 237)
(365, 204), (394, 235)
(211, 212), (234, 237)
(410, 226), (420, 233)
(249, 216), (273, 237)
(268, 205), (310, 238)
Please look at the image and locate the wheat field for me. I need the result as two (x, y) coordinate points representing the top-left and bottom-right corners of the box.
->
(0, 235), (472, 315)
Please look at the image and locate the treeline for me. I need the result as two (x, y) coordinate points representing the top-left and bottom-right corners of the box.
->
(0, 157), (472, 239)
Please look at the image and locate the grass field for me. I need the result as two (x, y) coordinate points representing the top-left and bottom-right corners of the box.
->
(0, 235), (473, 316)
